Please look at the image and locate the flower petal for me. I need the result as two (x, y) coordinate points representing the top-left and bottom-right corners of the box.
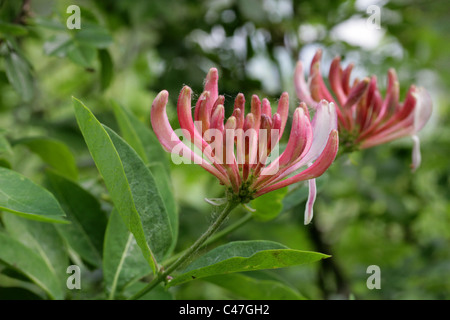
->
(276, 92), (289, 139)
(412, 87), (433, 132)
(304, 178), (317, 225)
(411, 134), (421, 172)
(329, 56), (346, 106)
(254, 129), (338, 197)
(294, 61), (316, 107)
(204, 68), (219, 115)
(150, 90), (230, 185)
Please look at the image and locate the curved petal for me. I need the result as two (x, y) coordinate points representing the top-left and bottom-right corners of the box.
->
(256, 100), (336, 185)
(276, 92), (289, 139)
(304, 178), (317, 225)
(254, 129), (338, 197)
(150, 90), (230, 185)
(329, 56), (346, 106)
(411, 134), (421, 172)
(306, 101), (338, 160)
(294, 61), (316, 107)
(177, 86), (228, 175)
(204, 68), (219, 115)
(412, 87), (433, 133)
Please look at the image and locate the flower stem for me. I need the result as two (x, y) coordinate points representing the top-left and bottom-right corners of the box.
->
(162, 211), (253, 268)
(127, 200), (239, 300)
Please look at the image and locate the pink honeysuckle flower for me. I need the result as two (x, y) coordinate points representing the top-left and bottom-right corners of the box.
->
(294, 49), (432, 171)
(151, 68), (339, 224)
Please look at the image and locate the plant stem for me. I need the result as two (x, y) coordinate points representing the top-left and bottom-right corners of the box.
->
(127, 200), (239, 300)
(162, 211), (253, 268)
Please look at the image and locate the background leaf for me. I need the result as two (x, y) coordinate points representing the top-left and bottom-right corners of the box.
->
(67, 42), (96, 68)
(13, 137), (78, 181)
(4, 50), (34, 102)
(103, 209), (151, 299)
(0, 134), (13, 169)
(0, 167), (67, 223)
(99, 49), (113, 90)
(2, 214), (69, 295)
(0, 232), (64, 299)
(44, 170), (107, 269)
(251, 187), (288, 221)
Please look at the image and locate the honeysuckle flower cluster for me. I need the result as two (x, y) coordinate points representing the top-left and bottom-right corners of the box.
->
(151, 68), (339, 224)
(295, 49), (432, 171)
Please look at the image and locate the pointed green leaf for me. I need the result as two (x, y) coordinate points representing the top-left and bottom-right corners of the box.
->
(111, 101), (177, 252)
(72, 97), (172, 273)
(44, 170), (107, 268)
(104, 126), (173, 260)
(168, 240), (329, 287)
(0, 167), (67, 223)
(0, 232), (64, 299)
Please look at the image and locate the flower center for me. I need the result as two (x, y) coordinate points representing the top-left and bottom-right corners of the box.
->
(227, 179), (257, 204)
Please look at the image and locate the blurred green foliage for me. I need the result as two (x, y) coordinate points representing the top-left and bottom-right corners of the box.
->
(0, 0), (449, 300)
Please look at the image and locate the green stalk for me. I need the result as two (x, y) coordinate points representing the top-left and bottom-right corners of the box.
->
(162, 211), (253, 268)
(128, 200), (239, 300)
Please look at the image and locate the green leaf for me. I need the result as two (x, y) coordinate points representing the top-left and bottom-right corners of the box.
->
(0, 20), (28, 36)
(105, 126), (173, 260)
(0, 232), (64, 299)
(13, 137), (78, 181)
(43, 34), (74, 57)
(31, 17), (66, 31)
(251, 187), (288, 221)
(4, 50), (34, 102)
(0, 134), (12, 169)
(72, 97), (172, 273)
(44, 170), (107, 269)
(99, 49), (113, 90)
(204, 272), (305, 300)
(168, 240), (329, 287)
(74, 25), (113, 49)
(0, 167), (67, 224)
(67, 42), (96, 68)
(2, 214), (69, 294)
(148, 163), (178, 254)
(111, 102), (177, 252)
(103, 209), (151, 299)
